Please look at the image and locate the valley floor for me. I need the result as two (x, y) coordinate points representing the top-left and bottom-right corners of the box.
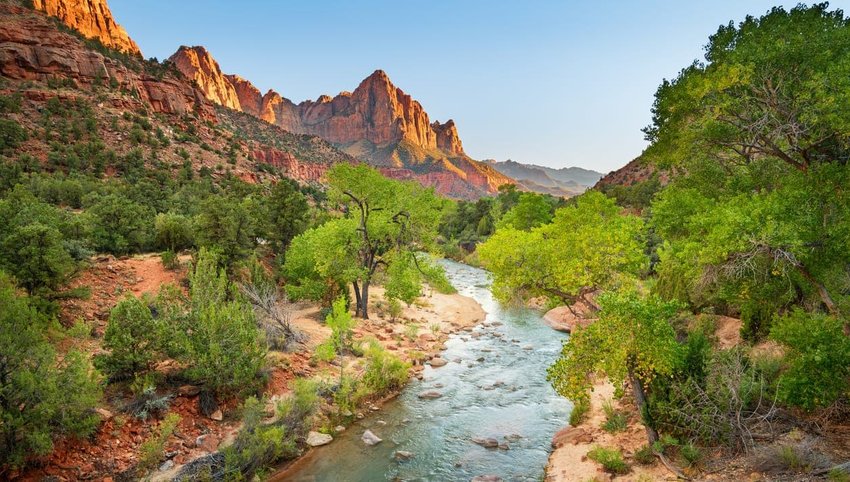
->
(19, 255), (486, 481)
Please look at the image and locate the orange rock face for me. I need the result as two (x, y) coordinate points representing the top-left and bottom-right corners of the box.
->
(169, 46), (515, 198)
(0, 5), (214, 121)
(32, 0), (141, 56)
(169, 46), (242, 111)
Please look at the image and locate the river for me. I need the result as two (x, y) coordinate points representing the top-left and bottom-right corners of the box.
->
(274, 260), (572, 481)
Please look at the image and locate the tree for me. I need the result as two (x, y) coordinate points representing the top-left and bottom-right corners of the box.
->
(262, 179), (309, 253)
(1, 223), (74, 295)
(184, 249), (266, 396)
(96, 295), (164, 380)
(85, 193), (154, 254)
(154, 212), (193, 252)
(478, 191), (645, 307)
(317, 164), (447, 318)
(497, 192), (554, 231)
(548, 291), (681, 444)
(194, 195), (259, 269)
(0, 273), (101, 469)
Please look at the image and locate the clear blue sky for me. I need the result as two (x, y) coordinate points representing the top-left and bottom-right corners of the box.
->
(110, 1), (850, 173)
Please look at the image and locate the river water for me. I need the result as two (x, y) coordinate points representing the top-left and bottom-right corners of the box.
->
(275, 260), (571, 481)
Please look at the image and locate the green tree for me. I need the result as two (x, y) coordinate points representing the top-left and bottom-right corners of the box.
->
(184, 249), (266, 396)
(194, 195), (259, 269)
(478, 191), (645, 306)
(96, 295), (164, 380)
(497, 192), (554, 231)
(85, 193), (154, 254)
(262, 179), (309, 253)
(771, 310), (850, 411)
(0, 273), (101, 468)
(1, 223), (74, 295)
(548, 291), (681, 444)
(154, 212), (193, 252)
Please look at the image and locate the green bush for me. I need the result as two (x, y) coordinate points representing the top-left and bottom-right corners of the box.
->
(138, 413), (180, 472)
(85, 193), (154, 254)
(771, 309), (850, 411)
(155, 212), (193, 252)
(96, 295), (164, 380)
(634, 444), (656, 465)
(161, 250), (179, 270)
(587, 446), (629, 474)
(0, 118), (27, 154)
(679, 442), (702, 467)
(358, 341), (410, 399)
(569, 397), (590, 426)
(0, 274), (101, 468)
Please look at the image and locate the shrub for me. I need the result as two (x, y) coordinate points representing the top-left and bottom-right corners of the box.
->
(569, 397), (590, 426)
(587, 446), (629, 474)
(155, 212), (193, 252)
(0, 274), (101, 468)
(85, 193), (155, 254)
(138, 413), (180, 472)
(96, 295), (163, 380)
(316, 296), (356, 359)
(161, 249), (179, 270)
(276, 378), (320, 435)
(358, 341), (410, 399)
(770, 309), (850, 411)
(0, 118), (27, 154)
(679, 442), (702, 467)
(387, 297), (403, 321)
(602, 400), (628, 433)
(634, 444), (656, 465)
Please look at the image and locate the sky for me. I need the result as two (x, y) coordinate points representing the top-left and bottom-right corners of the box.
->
(111, 0), (850, 174)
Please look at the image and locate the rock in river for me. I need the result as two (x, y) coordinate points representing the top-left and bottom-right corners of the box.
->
(430, 357), (448, 367)
(418, 390), (443, 399)
(471, 476), (502, 482)
(306, 431), (333, 447)
(394, 450), (414, 460)
(362, 429), (382, 446)
(472, 437), (499, 448)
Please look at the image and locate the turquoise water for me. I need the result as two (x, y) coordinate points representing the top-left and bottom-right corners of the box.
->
(275, 260), (571, 482)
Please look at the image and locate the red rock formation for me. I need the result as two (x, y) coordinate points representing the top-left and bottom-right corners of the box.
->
(0, 5), (214, 121)
(432, 120), (464, 156)
(169, 46), (241, 110)
(32, 0), (141, 56)
(252, 148), (333, 183)
(226, 74), (262, 117)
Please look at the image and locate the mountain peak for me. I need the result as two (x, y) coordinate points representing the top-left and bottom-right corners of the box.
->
(169, 45), (241, 110)
(33, 0), (141, 55)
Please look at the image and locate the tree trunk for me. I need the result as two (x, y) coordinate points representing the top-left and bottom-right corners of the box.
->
(629, 365), (658, 445)
(353, 280), (362, 316)
(358, 279), (370, 319)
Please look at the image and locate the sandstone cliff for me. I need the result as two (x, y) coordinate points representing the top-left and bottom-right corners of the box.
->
(169, 46), (512, 198)
(32, 0), (141, 56)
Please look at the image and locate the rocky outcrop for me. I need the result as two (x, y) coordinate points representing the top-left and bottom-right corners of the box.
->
(169, 46), (515, 198)
(169, 46), (240, 110)
(0, 5), (214, 121)
(32, 0), (141, 55)
(251, 148), (332, 183)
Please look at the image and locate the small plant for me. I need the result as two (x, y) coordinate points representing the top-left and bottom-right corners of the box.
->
(587, 446), (629, 474)
(138, 413), (180, 472)
(569, 397), (590, 426)
(634, 444), (656, 465)
(66, 318), (92, 339)
(357, 341), (410, 399)
(829, 468), (850, 482)
(161, 249), (179, 270)
(429, 323), (441, 335)
(125, 378), (172, 420)
(404, 323), (419, 341)
(652, 434), (679, 455)
(387, 298), (403, 321)
(779, 445), (811, 473)
(679, 442), (702, 467)
(601, 400), (628, 433)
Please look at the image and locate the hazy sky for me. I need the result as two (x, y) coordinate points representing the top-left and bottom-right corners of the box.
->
(111, 1), (850, 173)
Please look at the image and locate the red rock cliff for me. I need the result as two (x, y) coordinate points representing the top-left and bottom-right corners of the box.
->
(169, 46), (241, 110)
(32, 0), (141, 56)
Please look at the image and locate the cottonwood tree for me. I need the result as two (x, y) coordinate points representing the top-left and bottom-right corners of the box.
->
(478, 190), (645, 308)
(285, 164), (448, 318)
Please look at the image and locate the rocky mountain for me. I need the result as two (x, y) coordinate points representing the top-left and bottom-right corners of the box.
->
(32, 0), (141, 55)
(593, 156), (666, 189)
(0, 1), (359, 187)
(169, 46), (513, 198)
(485, 159), (603, 197)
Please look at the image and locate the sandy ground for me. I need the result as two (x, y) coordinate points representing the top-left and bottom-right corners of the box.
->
(544, 379), (673, 482)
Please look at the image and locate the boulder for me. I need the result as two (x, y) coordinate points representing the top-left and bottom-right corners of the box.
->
(471, 437), (499, 448)
(418, 390), (443, 400)
(362, 429), (382, 446)
(394, 450), (414, 461)
(551, 426), (592, 448)
(306, 431), (333, 447)
(429, 357), (448, 367)
(471, 476), (502, 482)
(209, 409), (223, 421)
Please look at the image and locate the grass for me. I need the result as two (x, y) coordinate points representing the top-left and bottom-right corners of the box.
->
(569, 397), (590, 426)
(601, 399), (628, 433)
(587, 445), (629, 474)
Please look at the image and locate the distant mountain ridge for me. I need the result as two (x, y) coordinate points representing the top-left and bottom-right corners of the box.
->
(485, 159), (603, 197)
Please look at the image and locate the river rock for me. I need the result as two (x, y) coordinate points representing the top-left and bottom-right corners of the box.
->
(551, 426), (592, 448)
(498, 442), (510, 450)
(306, 431), (333, 447)
(209, 409), (223, 421)
(471, 476), (502, 482)
(418, 390), (442, 399)
(430, 357), (448, 367)
(362, 429), (382, 446)
(394, 450), (414, 461)
(472, 437), (499, 448)
(335, 425), (346, 432)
